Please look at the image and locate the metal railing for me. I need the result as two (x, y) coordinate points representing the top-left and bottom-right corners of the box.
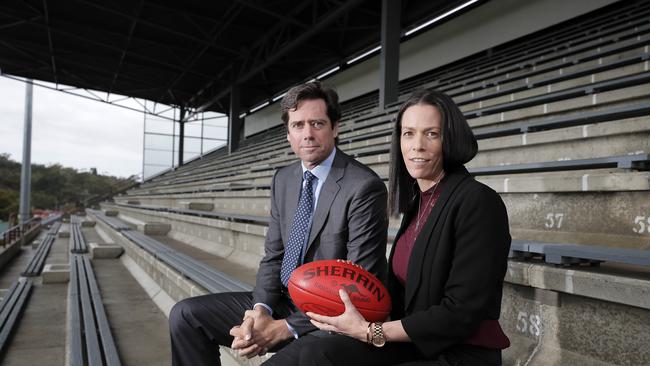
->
(0, 218), (41, 247)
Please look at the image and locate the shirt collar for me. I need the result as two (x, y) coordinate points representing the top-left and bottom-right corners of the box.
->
(302, 147), (336, 182)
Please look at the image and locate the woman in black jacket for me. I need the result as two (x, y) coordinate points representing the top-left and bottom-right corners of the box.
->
(303, 89), (512, 365)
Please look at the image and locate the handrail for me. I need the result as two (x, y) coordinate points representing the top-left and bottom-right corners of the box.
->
(0, 218), (41, 248)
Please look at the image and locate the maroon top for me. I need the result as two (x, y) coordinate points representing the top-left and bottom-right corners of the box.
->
(392, 184), (442, 285)
(392, 183), (510, 350)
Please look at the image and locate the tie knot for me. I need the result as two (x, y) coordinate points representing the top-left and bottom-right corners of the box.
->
(304, 170), (316, 183)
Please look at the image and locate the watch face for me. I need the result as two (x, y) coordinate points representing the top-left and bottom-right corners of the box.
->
(372, 337), (386, 347)
(372, 323), (386, 347)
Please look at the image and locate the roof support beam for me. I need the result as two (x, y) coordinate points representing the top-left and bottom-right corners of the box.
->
(108, 0), (143, 97)
(379, 0), (400, 110)
(0, 15), (43, 31)
(197, 0), (365, 113)
(76, 0), (244, 57)
(1, 38), (163, 90)
(157, 3), (243, 104)
(42, 0), (58, 84)
(234, 0), (307, 28)
(3, 13), (218, 80)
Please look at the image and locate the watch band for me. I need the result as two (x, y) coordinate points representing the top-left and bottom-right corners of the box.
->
(370, 322), (386, 347)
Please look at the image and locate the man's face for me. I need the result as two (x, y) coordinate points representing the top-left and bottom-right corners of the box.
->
(286, 99), (338, 169)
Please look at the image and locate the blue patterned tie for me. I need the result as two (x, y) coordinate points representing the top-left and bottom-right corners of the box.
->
(281, 171), (317, 286)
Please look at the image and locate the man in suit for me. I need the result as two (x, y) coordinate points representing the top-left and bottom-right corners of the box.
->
(169, 81), (388, 366)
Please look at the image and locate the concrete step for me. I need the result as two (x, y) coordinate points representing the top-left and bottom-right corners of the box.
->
(453, 45), (649, 105)
(470, 117), (650, 168)
(480, 169), (650, 193)
(458, 59), (648, 112)
(1, 282), (67, 366)
(468, 84), (650, 128)
(92, 257), (171, 365)
(504, 191), (650, 249)
(0, 227), (68, 365)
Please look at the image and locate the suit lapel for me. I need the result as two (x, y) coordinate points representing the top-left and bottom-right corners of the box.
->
(403, 169), (470, 310)
(285, 163), (304, 238)
(306, 150), (345, 250)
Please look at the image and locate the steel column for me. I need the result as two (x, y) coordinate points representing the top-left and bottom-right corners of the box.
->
(228, 85), (242, 154)
(178, 107), (186, 167)
(380, 0), (401, 110)
(19, 80), (33, 224)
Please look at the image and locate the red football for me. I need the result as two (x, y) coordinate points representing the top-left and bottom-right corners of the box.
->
(288, 259), (391, 322)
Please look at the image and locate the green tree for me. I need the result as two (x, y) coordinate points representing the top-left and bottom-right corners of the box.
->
(0, 154), (136, 220)
(0, 189), (19, 221)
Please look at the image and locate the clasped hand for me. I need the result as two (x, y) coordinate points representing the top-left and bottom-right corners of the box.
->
(229, 307), (291, 358)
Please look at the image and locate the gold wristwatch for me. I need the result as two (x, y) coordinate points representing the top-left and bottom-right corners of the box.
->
(367, 322), (386, 347)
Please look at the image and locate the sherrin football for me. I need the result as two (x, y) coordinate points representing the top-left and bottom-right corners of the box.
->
(288, 259), (391, 322)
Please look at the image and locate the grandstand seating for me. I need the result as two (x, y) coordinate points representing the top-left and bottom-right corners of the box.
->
(70, 216), (88, 254)
(115, 0), (650, 271)
(92, 210), (252, 294)
(69, 254), (121, 366)
(0, 212), (127, 364)
(40, 214), (62, 226)
(1, 220), (61, 358)
(22, 222), (61, 277)
(510, 239), (650, 266)
(0, 278), (33, 356)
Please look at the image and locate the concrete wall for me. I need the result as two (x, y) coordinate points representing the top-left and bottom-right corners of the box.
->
(502, 262), (650, 365)
(242, 0), (620, 137)
(244, 102), (282, 138)
(0, 225), (40, 269)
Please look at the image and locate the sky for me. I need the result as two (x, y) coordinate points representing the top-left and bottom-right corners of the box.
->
(0, 76), (145, 178)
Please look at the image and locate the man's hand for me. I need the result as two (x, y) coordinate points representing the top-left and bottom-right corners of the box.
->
(229, 306), (293, 358)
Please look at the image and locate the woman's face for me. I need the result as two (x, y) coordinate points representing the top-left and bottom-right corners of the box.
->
(400, 104), (444, 191)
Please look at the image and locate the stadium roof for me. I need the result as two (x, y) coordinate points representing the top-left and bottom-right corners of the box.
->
(0, 0), (472, 115)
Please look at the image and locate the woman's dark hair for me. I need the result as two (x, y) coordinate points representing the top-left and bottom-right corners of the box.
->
(280, 81), (341, 127)
(388, 89), (478, 215)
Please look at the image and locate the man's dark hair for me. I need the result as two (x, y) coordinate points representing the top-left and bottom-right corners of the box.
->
(280, 81), (341, 127)
(388, 89), (478, 216)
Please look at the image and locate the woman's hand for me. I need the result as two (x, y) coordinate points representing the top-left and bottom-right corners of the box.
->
(306, 289), (370, 342)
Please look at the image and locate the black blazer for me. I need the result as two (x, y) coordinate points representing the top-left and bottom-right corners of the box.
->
(388, 166), (511, 359)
